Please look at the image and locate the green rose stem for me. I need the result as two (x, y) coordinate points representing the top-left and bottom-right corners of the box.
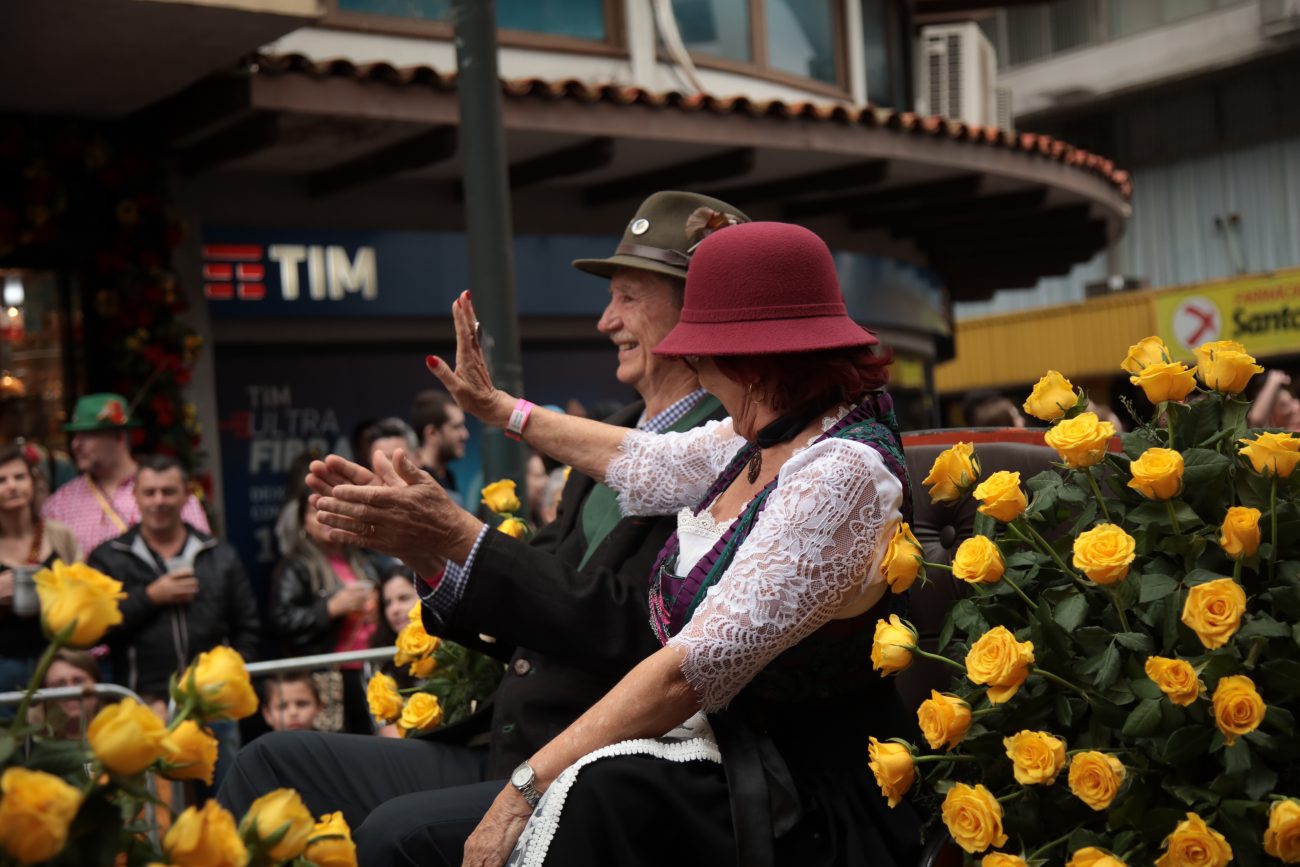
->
(9, 623), (74, 735)
(969, 707), (999, 720)
(1233, 557), (1243, 583)
(996, 788), (1027, 804)
(1001, 574), (1039, 612)
(1165, 404), (1177, 447)
(1245, 637), (1267, 670)
(1164, 500), (1183, 536)
(1084, 467), (1112, 522)
(166, 695), (197, 732)
(1106, 587), (1132, 634)
(1032, 667), (1094, 701)
(907, 646), (967, 672)
(1028, 831), (1075, 860)
(913, 754), (980, 765)
(1269, 476), (1279, 582)
(1013, 520), (1084, 583)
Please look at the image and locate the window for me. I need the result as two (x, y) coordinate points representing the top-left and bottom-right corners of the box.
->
(765, 0), (837, 84)
(333, 0), (611, 43)
(672, 0), (753, 63)
(0, 269), (84, 452)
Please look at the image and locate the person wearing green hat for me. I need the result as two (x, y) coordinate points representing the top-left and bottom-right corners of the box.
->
(42, 392), (209, 555)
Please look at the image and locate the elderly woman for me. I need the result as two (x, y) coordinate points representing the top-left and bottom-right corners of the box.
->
(314, 222), (919, 866)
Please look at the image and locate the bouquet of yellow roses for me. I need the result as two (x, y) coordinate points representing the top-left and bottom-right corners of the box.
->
(870, 338), (1300, 866)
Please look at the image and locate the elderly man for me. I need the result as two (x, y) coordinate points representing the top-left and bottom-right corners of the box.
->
(219, 191), (748, 865)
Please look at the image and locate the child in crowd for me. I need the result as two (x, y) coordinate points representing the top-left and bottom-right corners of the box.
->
(259, 671), (324, 733)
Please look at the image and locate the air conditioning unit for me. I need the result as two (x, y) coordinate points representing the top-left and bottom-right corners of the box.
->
(1261, 0), (1300, 38)
(916, 23), (1001, 129)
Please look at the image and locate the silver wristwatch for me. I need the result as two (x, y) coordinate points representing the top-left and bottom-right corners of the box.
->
(510, 761), (542, 809)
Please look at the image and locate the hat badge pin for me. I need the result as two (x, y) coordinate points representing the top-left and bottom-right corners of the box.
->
(630, 218), (650, 236)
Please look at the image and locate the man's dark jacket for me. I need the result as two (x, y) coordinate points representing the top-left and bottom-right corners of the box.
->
(88, 524), (261, 699)
(424, 400), (721, 778)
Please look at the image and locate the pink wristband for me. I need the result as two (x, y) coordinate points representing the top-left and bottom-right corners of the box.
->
(505, 399), (534, 441)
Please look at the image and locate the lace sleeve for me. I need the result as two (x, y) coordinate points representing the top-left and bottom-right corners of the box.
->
(604, 419), (745, 516)
(667, 438), (904, 712)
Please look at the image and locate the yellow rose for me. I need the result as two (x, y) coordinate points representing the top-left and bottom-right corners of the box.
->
(1181, 578), (1246, 649)
(164, 801), (248, 867)
(941, 782), (1008, 854)
(917, 690), (972, 751)
(304, 811), (357, 867)
(1264, 799), (1300, 863)
(1003, 730), (1066, 785)
(481, 479), (521, 514)
(870, 615), (917, 676)
(1127, 448), (1185, 500)
(965, 626), (1035, 704)
(181, 646), (258, 721)
(952, 536), (1005, 585)
(87, 697), (171, 775)
(1130, 362), (1197, 405)
(497, 516), (527, 538)
(409, 655), (437, 679)
(1023, 370), (1078, 422)
(1155, 812), (1233, 867)
(1144, 657), (1203, 706)
(366, 672), (403, 723)
(1194, 340), (1263, 394)
(398, 692), (444, 736)
(1072, 524), (1136, 585)
(0, 767), (83, 865)
(393, 620), (439, 668)
(1212, 674), (1265, 745)
(982, 855), (1028, 867)
(1068, 847), (1128, 867)
(244, 788), (314, 862)
(866, 737), (915, 808)
(880, 522), (924, 594)
(1121, 336), (1171, 374)
(407, 600), (423, 625)
(161, 720), (219, 785)
(1044, 412), (1116, 469)
(973, 471), (1027, 523)
(922, 442), (980, 504)
(1219, 506), (1261, 560)
(1068, 751), (1126, 810)
(32, 559), (126, 647)
(1239, 431), (1300, 479)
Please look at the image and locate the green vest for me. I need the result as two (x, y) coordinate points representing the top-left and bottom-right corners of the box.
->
(577, 395), (722, 570)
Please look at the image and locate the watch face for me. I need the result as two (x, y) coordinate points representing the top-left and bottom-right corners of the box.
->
(511, 765), (532, 787)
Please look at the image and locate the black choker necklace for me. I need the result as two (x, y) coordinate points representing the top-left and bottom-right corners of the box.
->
(745, 405), (828, 483)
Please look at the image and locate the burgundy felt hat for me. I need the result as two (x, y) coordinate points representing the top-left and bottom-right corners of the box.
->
(653, 222), (879, 357)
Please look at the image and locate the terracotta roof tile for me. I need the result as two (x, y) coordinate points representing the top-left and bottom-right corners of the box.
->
(252, 52), (1131, 200)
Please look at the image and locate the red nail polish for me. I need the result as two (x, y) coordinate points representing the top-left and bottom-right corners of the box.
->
(466, 290), (471, 299)
(426, 355), (439, 368)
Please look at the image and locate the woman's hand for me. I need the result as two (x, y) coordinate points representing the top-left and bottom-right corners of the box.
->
(427, 291), (514, 427)
(461, 785), (534, 867)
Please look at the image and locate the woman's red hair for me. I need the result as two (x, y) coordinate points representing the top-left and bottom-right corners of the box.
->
(713, 345), (894, 416)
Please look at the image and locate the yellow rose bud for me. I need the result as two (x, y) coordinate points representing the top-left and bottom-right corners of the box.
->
(32, 559), (126, 648)
(1127, 448), (1184, 500)
(1072, 524), (1136, 585)
(408, 600), (423, 625)
(1068, 847), (1128, 867)
(1211, 674), (1265, 746)
(1003, 730), (1066, 785)
(161, 720), (219, 785)
(244, 788), (314, 862)
(398, 692), (444, 736)
(409, 655), (437, 679)
(481, 479), (521, 514)
(1264, 799), (1300, 863)
(393, 620), (439, 668)
(1044, 412), (1116, 469)
(941, 782), (1008, 854)
(1238, 431), (1300, 479)
(1194, 339), (1263, 394)
(973, 471), (1027, 523)
(1181, 578), (1246, 650)
(880, 522), (924, 594)
(1155, 812), (1233, 867)
(497, 516), (527, 538)
(1219, 506), (1261, 560)
(164, 801), (248, 867)
(0, 767), (83, 865)
(1023, 370), (1078, 422)
(870, 614), (917, 676)
(866, 737), (915, 808)
(1068, 751), (1126, 810)
(87, 697), (171, 775)
(952, 536), (1005, 585)
(922, 442), (980, 504)
(1144, 657), (1204, 706)
(304, 811), (357, 867)
(1130, 362), (1197, 405)
(1121, 336), (1171, 374)
(983, 855), (1028, 867)
(181, 645), (258, 721)
(366, 672), (403, 723)
(965, 626), (1035, 704)
(917, 690), (972, 751)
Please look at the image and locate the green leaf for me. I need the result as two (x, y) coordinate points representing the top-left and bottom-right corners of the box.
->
(1265, 704), (1295, 736)
(973, 511), (997, 539)
(950, 598), (989, 638)
(1122, 431), (1162, 460)
(1223, 739), (1251, 775)
(1095, 643), (1123, 690)
(1115, 632), (1155, 653)
(1138, 573), (1180, 604)
(1053, 593), (1089, 633)
(937, 610), (956, 653)
(27, 739), (91, 777)
(1238, 614), (1290, 640)
(1121, 698), (1163, 737)
(1180, 396), (1222, 451)
(1163, 725), (1212, 764)
(1180, 449), (1233, 511)
(1131, 676), (1163, 700)
(1259, 659), (1300, 699)
(0, 731), (13, 765)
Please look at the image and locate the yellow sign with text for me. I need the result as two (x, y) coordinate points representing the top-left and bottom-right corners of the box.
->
(1155, 268), (1300, 360)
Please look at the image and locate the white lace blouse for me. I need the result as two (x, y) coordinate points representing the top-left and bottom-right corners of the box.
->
(605, 416), (904, 712)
